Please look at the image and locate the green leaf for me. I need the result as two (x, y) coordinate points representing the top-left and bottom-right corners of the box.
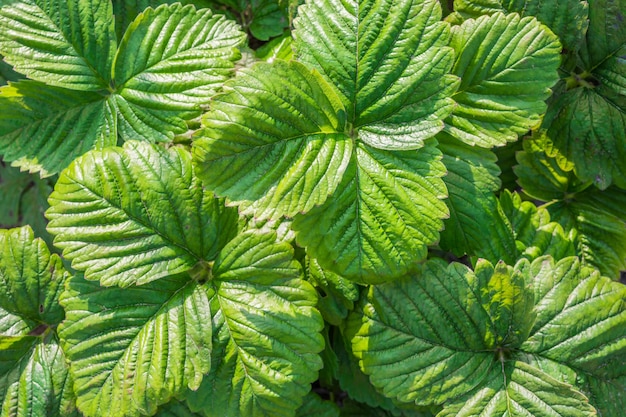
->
(0, 56), (22, 86)
(59, 273), (213, 417)
(246, 0), (289, 41)
(438, 361), (595, 417)
(579, 0), (626, 70)
(453, 0), (588, 52)
(348, 259), (505, 404)
(0, 0), (115, 90)
(47, 141), (239, 287)
(306, 256), (359, 326)
(498, 191), (576, 263)
(184, 232), (325, 417)
(514, 134), (591, 202)
(521, 257), (626, 377)
(295, 392), (340, 417)
(194, 59), (352, 220)
(294, 0), (458, 149)
(0, 81), (115, 177)
(0, 226), (77, 417)
(255, 33), (293, 62)
(584, 373), (626, 417)
(543, 86), (626, 190)
(0, 161), (54, 249)
(437, 132), (516, 262)
(445, 12), (561, 147)
(155, 400), (205, 417)
(292, 141), (448, 284)
(112, 3), (246, 141)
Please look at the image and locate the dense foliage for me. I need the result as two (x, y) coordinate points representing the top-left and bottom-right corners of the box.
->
(0, 0), (624, 416)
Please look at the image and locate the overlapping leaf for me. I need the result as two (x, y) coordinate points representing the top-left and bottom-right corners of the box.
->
(113, 3), (246, 141)
(541, 0), (626, 189)
(438, 361), (594, 417)
(0, 0), (115, 90)
(59, 272), (213, 417)
(47, 141), (239, 287)
(452, 0), (588, 52)
(193, 60), (352, 220)
(0, 81), (116, 176)
(348, 255), (621, 414)
(0, 226), (78, 417)
(294, 0), (457, 148)
(437, 132), (516, 262)
(445, 12), (561, 147)
(292, 141), (448, 283)
(515, 137), (626, 278)
(182, 233), (325, 417)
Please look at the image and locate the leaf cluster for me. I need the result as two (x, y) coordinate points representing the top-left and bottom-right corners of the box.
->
(0, 0), (624, 416)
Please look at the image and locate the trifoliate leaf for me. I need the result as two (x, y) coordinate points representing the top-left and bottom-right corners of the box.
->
(184, 232), (324, 417)
(295, 392), (340, 417)
(445, 12), (561, 147)
(348, 259), (507, 404)
(0, 226), (77, 417)
(113, 3), (246, 141)
(292, 141), (448, 284)
(0, 81), (115, 177)
(294, 0), (458, 149)
(59, 273), (213, 417)
(47, 141), (239, 287)
(438, 361), (595, 417)
(0, 0), (115, 90)
(453, 0), (588, 52)
(437, 132), (516, 262)
(193, 60), (352, 220)
(349, 255), (620, 413)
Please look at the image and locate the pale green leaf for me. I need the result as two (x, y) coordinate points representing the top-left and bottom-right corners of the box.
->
(348, 259), (502, 404)
(47, 141), (239, 287)
(437, 132), (516, 262)
(255, 33), (293, 62)
(292, 141), (448, 284)
(445, 12), (561, 147)
(193, 59), (352, 220)
(453, 0), (588, 52)
(438, 361), (595, 417)
(521, 256), (626, 376)
(58, 273), (213, 417)
(0, 226), (76, 417)
(0, 0), (115, 90)
(185, 232), (325, 417)
(0, 81), (115, 177)
(113, 3), (246, 141)
(294, 0), (458, 149)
